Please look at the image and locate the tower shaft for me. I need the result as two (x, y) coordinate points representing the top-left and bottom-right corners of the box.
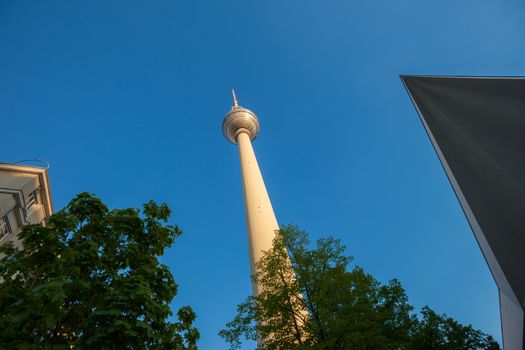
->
(237, 131), (279, 296)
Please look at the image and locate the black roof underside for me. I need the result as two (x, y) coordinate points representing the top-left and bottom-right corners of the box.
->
(402, 76), (525, 307)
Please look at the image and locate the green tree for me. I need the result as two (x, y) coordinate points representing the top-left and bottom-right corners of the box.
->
(0, 193), (199, 349)
(409, 307), (500, 350)
(220, 225), (498, 350)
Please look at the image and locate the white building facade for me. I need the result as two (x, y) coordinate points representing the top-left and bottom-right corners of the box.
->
(0, 163), (53, 250)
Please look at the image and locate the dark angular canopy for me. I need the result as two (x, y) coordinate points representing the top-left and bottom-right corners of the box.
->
(402, 76), (525, 349)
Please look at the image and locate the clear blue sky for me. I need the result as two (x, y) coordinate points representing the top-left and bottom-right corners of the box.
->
(2, 1), (524, 348)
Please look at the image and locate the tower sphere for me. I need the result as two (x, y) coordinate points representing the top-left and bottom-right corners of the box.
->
(222, 106), (260, 144)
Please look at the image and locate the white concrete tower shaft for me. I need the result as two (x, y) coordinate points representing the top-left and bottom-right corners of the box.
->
(222, 90), (279, 296)
(238, 131), (279, 294)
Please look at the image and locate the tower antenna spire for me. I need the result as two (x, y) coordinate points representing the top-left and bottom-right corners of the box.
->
(232, 89), (239, 108)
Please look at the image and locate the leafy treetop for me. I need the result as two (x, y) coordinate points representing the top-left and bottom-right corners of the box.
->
(220, 225), (499, 350)
(0, 192), (199, 349)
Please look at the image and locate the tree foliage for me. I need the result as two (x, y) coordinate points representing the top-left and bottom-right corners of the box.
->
(411, 307), (500, 350)
(0, 193), (199, 349)
(220, 225), (499, 350)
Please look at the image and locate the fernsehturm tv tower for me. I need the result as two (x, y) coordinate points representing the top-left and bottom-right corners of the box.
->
(223, 90), (279, 296)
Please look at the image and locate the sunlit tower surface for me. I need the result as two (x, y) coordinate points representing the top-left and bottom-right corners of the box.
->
(222, 90), (279, 296)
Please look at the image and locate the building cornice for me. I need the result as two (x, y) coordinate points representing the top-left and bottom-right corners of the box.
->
(0, 163), (54, 217)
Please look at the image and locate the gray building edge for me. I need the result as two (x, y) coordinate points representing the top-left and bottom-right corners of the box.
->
(401, 76), (525, 350)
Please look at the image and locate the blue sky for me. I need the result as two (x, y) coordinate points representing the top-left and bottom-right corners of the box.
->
(2, 1), (524, 348)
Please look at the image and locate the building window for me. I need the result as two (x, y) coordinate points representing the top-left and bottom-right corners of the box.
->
(26, 189), (40, 208)
(0, 215), (12, 241)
